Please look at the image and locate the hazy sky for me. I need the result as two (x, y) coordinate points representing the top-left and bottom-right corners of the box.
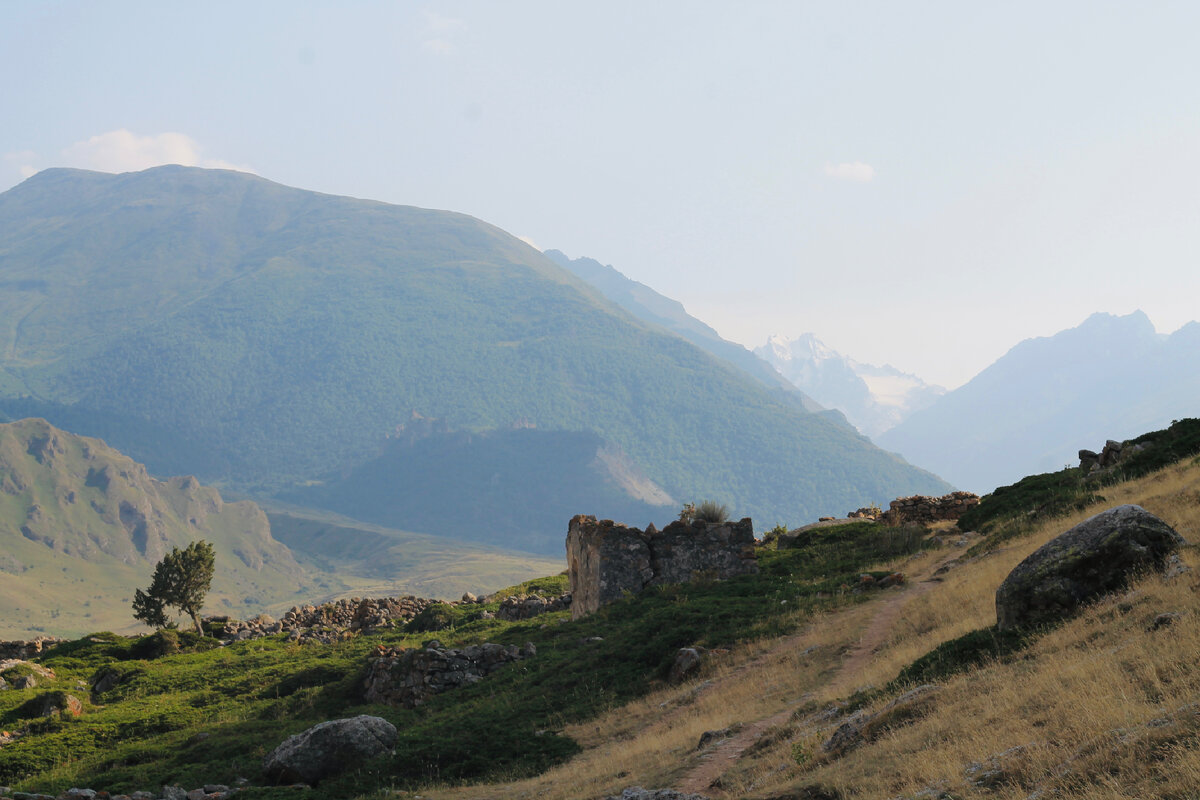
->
(3, 2), (1198, 388)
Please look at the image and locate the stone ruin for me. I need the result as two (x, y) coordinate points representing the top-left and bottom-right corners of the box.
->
(566, 514), (758, 619)
(882, 491), (980, 526)
(0, 637), (63, 661)
(1078, 438), (1148, 475)
(363, 640), (536, 708)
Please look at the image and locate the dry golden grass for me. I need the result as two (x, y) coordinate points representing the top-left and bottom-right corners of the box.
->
(419, 459), (1200, 800)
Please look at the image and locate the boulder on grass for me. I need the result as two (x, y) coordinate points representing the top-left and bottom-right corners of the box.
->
(996, 505), (1186, 631)
(263, 715), (397, 785)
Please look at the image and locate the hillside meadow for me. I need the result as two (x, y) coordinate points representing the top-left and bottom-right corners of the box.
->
(429, 455), (1200, 799)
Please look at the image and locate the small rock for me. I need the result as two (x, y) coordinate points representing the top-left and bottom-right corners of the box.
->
(668, 647), (704, 684)
(1150, 612), (1183, 631)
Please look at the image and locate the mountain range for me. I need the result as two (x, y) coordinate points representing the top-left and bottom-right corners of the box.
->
(0, 166), (949, 553)
(755, 333), (946, 438)
(877, 310), (1200, 492)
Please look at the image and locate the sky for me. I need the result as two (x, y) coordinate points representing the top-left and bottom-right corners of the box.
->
(3, 1), (1199, 389)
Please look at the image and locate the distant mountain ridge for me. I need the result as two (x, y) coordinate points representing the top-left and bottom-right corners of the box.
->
(543, 250), (830, 416)
(877, 311), (1200, 492)
(0, 166), (949, 549)
(755, 333), (945, 438)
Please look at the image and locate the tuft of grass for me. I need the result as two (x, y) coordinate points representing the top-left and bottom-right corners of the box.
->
(694, 500), (730, 524)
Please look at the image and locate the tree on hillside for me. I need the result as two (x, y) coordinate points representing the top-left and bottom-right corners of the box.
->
(131, 540), (216, 635)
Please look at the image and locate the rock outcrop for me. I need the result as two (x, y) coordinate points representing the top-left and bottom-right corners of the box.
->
(1078, 438), (1149, 474)
(262, 715), (397, 785)
(882, 492), (979, 526)
(363, 641), (536, 708)
(566, 515), (758, 618)
(996, 505), (1187, 630)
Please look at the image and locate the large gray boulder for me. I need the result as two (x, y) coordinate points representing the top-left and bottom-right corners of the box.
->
(996, 505), (1186, 630)
(262, 715), (397, 785)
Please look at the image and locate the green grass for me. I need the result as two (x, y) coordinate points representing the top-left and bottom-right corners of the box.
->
(0, 521), (934, 797)
(959, 418), (1200, 556)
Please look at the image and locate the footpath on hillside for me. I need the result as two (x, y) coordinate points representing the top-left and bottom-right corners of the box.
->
(673, 548), (960, 797)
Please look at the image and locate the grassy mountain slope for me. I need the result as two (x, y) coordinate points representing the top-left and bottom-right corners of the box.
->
(0, 166), (948, 536)
(0, 418), (304, 638)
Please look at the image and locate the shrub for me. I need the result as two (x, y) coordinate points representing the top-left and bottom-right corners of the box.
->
(406, 603), (456, 633)
(694, 500), (730, 524)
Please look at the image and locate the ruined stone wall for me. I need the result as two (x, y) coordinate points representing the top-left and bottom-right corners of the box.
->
(566, 515), (757, 619)
(883, 491), (980, 526)
(1078, 439), (1149, 474)
(363, 640), (535, 708)
(0, 637), (63, 660)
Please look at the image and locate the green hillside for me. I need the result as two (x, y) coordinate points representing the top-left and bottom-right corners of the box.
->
(0, 418), (305, 637)
(0, 166), (949, 540)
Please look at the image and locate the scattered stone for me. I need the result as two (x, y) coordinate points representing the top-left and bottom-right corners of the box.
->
(995, 505), (1187, 630)
(567, 515), (757, 618)
(604, 788), (710, 800)
(495, 593), (571, 621)
(35, 692), (82, 718)
(263, 715), (398, 785)
(823, 685), (939, 756)
(210, 594), (441, 645)
(1150, 612), (1183, 631)
(696, 724), (741, 750)
(964, 744), (1029, 788)
(363, 641), (536, 708)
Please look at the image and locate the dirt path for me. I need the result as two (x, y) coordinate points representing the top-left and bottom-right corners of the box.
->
(674, 550), (958, 797)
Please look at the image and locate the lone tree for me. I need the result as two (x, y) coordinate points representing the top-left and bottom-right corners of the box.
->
(132, 540), (216, 635)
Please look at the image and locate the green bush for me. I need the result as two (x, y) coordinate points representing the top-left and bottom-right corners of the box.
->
(406, 603), (456, 634)
(894, 625), (1036, 685)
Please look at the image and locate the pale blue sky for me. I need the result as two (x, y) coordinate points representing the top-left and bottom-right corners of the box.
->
(3, 1), (1199, 387)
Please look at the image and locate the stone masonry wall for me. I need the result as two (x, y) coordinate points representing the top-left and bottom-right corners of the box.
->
(566, 515), (758, 619)
(882, 491), (980, 526)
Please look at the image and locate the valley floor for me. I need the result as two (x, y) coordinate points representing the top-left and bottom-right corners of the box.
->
(423, 460), (1200, 800)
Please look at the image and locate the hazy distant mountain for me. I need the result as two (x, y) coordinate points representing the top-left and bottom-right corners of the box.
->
(755, 334), (945, 438)
(877, 311), (1200, 493)
(0, 166), (948, 550)
(0, 418), (303, 637)
(543, 250), (831, 416)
